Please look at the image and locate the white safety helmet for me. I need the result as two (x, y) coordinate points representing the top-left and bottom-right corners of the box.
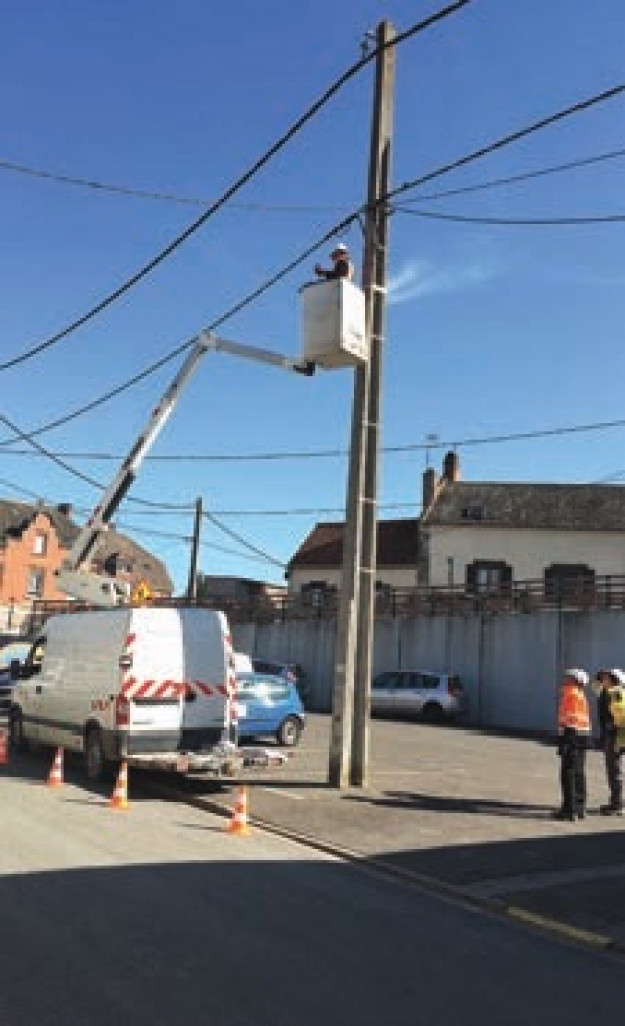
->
(332, 242), (349, 256)
(609, 668), (625, 687)
(563, 668), (590, 686)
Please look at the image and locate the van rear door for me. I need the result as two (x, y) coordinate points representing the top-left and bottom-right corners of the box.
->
(121, 609), (185, 750)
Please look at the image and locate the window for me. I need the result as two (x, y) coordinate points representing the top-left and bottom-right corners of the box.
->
(544, 564), (595, 600)
(466, 560), (512, 595)
(32, 532), (48, 556)
(461, 506), (484, 521)
(372, 672), (398, 691)
(26, 568), (45, 597)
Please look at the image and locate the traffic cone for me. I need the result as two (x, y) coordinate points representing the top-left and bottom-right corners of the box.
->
(225, 785), (249, 835)
(109, 760), (129, 810)
(46, 747), (64, 787)
(0, 727), (9, 766)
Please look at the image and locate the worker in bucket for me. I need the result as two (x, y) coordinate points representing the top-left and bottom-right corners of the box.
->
(314, 242), (354, 282)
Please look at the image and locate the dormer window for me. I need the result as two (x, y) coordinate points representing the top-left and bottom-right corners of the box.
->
(461, 506), (484, 521)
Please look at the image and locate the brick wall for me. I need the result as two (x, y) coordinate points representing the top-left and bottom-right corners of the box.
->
(0, 512), (69, 603)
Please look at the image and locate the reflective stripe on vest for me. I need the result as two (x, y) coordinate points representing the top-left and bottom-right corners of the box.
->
(558, 684), (591, 733)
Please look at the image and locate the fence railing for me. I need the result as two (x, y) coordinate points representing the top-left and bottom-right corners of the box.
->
(24, 574), (625, 632)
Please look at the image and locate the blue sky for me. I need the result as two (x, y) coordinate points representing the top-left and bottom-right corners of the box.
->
(1, 0), (625, 594)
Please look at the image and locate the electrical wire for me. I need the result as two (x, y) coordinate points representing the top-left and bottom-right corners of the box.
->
(395, 207), (625, 226)
(5, 413), (625, 464)
(2, 75), (624, 455)
(0, 1), (473, 375)
(203, 510), (286, 568)
(398, 146), (625, 205)
(388, 83), (625, 206)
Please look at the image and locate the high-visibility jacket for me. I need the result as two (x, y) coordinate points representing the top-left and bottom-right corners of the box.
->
(558, 684), (591, 733)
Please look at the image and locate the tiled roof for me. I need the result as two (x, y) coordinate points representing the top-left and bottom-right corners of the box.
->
(288, 518), (419, 570)
(421, 481), (625, 531)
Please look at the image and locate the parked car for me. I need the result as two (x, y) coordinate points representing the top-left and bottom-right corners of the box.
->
(370, 669), (466, 723)
(0, 639), (31, 719)
(236, 671), (305, 746)
(251, 658), (311, 706)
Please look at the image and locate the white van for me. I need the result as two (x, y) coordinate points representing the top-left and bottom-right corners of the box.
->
(9, 605), (236, 780)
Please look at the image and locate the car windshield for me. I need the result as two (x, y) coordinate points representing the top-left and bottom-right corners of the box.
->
(0, 641), (30, 668)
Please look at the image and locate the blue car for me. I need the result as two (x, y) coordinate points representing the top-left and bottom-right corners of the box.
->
(235, 672), (305, 747)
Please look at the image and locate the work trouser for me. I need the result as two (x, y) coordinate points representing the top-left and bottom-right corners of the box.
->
(560, 736), (587, 814)
(603, 731), (623, 810)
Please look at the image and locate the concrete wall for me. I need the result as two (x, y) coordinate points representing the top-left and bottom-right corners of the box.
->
(231, 608), (625, 734)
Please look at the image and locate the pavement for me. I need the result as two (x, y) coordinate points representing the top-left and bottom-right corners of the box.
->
(4, 711), (625, 954)
(157, 713), (625, 954)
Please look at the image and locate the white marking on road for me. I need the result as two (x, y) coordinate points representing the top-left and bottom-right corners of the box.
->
(261, 787), (306, 800)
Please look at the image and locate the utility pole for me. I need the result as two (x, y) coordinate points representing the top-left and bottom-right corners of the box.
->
(186, 496), (203, 599)
(328, 20), (396, 788)
(351, 22), (395, 787)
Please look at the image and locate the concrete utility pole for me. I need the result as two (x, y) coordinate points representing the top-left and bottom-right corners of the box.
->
(328, 21), (396, 788)
(186, 496), (203, 599)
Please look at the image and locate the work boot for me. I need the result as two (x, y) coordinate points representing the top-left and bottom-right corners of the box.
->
(600, 804), (623, 817)
(552, 808), (575, 822)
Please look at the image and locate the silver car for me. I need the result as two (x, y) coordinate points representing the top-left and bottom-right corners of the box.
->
(370, 669), (465, 723)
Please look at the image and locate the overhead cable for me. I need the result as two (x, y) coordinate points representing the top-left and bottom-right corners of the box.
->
(0, 0), (472, 375)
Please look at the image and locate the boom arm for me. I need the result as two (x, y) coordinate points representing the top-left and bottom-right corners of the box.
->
(55, 331), (315, 606)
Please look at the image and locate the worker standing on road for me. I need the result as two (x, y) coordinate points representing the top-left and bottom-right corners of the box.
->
(554, 668), (591, 821)
(593, 668), (625, 817)
(314, 242), (355, 282)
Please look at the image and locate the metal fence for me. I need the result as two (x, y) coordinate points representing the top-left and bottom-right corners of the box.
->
(24, 573), (625, 632)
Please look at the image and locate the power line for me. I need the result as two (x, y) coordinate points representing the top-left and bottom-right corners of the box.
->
(396, 206), (625, 226)
(2, 77), (623, 451)
(389, 83), (625, 205)
(5, 139), (624, 220)
(203, 510), (286, 568)
(398, 145), (625, 205)
(5, 413), (625, 463)
(0, 1), (472, 376)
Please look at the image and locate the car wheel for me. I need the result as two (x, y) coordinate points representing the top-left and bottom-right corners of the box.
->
(422, 702), (445, 724)
(277, 716), (302, 747)
(9, 708), (28, 752)
(85, 726), (112, 782)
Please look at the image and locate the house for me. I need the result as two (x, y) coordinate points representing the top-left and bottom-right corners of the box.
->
(286, 518), (420, 602)
(420, 451), (625, 596)
(0, 499), (173, 613)
(287, 450), (625, 604)
(197, 574), (287, 606)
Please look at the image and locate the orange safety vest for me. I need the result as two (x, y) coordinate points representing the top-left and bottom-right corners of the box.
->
(558, 683), (590, 733)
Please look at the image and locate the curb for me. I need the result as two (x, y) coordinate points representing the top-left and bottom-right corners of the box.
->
(144, 778), (624, 959)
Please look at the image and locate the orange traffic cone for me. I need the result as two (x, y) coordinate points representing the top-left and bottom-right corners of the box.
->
(46, 747), (64, 787)
(109, 760), (129, 810)
(0, 727), (9, 766)
(225, 785), (249, 835)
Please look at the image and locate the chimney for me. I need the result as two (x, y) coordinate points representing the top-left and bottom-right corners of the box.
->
(56, 503), (73, 517)
(442, 450), (460, 483)
(422, 467), (438, 511)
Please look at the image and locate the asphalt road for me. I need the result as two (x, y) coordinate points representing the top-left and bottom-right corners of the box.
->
(2, 748), (625, 1026)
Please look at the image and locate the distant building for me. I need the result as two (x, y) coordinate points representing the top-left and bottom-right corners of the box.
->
(0, 499), (172, 611)
(287, 450), (625, 602)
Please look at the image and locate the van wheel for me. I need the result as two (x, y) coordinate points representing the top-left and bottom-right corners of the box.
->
(277, 716), (302, 747)
(9, 708), (28, 752)
(422, 703), (444, 724)
(85, 727), (111, 782)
